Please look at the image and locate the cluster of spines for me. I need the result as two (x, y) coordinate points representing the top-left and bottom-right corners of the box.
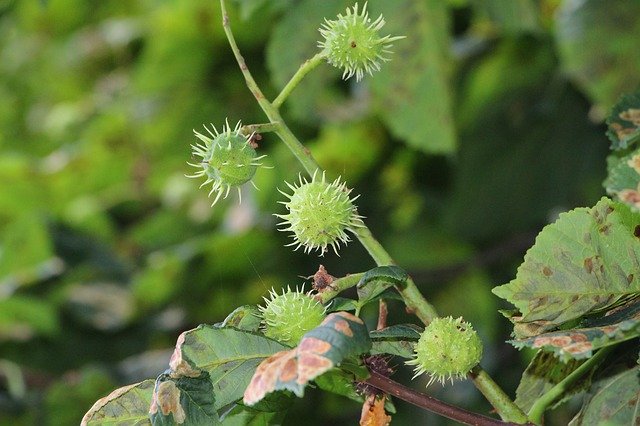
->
(276, 171), (364, 256)
(318, 2), (404, 81)
(187, 119), (266, 205)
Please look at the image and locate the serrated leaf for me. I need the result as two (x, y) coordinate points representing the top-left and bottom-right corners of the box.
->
(243, 312), (371, 405)
(555, 1), (640, 111)
(514, 352), (590, 413)
(168, 326), (288, 411)
(81, 380), (154, 426)
(369, 324), (421, 359)
(220, 305), (262, 332)
(569, 364), (640, 426)
(150, 373), (218, 425)
(606, 92), (640, 151)
(493, 198), (640, 338)
(368, 0), (456, 154)
(326, 297), (358, 312)
(357, 266), (408, 306)
(512, 301), (640, 361)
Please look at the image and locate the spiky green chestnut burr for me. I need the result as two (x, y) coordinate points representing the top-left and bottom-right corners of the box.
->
(276, 171), (364, 256)
(259, 287), (326, 345)
(187, 119), (266, 205)
(318, 2), (404, 82)
(406, 316), (483, 386)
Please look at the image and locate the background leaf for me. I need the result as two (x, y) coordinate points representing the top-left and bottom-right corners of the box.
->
(606, 91), (640, 150)
(368, 0), (456, 154)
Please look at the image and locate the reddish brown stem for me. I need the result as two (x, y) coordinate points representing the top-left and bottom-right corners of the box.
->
(365, 371), (531, 426)
(377, 299), (388, 330)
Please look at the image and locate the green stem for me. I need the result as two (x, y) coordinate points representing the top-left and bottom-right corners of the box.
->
(469, 366), (529, 424)
(272, 52), (326, 109)
(527, 346), (613, 424)
(240, 122), (281, 136)
(315, 273), (364, 304)
(220, 3), (524, 420)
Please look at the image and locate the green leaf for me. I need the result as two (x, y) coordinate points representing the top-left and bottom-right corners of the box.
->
(569, 364), (640, 426)
(370, 324), (422, 359)
(514, 352), (591, 413)
(493, 198), (640, 337)
(150, 372), (219, 425)
(606, 92), (640, 151)
(314, 368), (365, 404)
(555, 1), (640, 111)
(368, 0), (456, 154)
(220, 306), (262, 332)
(168, 326), (288, 411)
(243, 312), (371, 405)
(511, 300), (640, 361)
(82, 379), (154, 426)
(220, 405), (287, 426)
(325, 297), (357, 313)
(357, 265), (408, 306)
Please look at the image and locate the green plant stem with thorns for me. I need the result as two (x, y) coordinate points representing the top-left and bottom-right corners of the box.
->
(220, 1), (528, 423)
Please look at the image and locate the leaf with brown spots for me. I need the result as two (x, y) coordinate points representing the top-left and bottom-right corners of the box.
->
(167, 326), (287, 411)
(606, 91), (640, 150)
(150, 372), (218, 425)
(604, 146), (640, 210)
(494, 198), (640, 338)
(511, 300), (640, 361)
(82, 380), (155, 426)
(243, 312), (371, 406)
(357, 265), (409, 306)
(515, 352), (591, 414)
(569, 364), (640, 426)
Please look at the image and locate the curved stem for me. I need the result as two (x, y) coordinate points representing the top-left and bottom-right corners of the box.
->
(219, 3), (525, 421)
(527, 346), (613, 424)
(366, 371), (530, 426)
(469, 366), (529, 424)
(273, 52), (326, 109)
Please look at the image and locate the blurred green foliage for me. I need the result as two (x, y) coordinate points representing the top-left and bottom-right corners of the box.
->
(0, 0), (637, 424)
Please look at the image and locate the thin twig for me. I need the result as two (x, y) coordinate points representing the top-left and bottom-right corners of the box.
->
(366, 371), (531, 426)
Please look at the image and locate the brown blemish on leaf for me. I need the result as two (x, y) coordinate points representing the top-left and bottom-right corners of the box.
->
(627, 155), (640, 174)
(611, 122), (637, 140)
(279, 356), (298, 382)
(601, 326), (617, 335)
(334, 319), (354, 337)
(634, 225), (640, 239)
(619, 108), (640, 126)
(599, 224), (611, 235)
(570, 333), (588, 342)
(542, 266), (553, 277)
(628, 274), (635, 284)
(583, 232), (592, 244)
(619, 190), (640, 208)
(584, 257), (594, 274)
(563, 341), (593, 354)
(152, 381), (185, 423)
(298, 337), (332, 355)
(570, 295), (579, 303)
(296, 352), (332, 384)
(550, 336), (573, 347)
(532, 337), (552, 348)
(169, 332), (201, 378)
(332, 310), (364, 324)
(244, 350), (295, 406)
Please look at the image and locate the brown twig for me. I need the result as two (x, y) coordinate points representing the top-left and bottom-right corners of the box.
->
(365, 371), (532, 426)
